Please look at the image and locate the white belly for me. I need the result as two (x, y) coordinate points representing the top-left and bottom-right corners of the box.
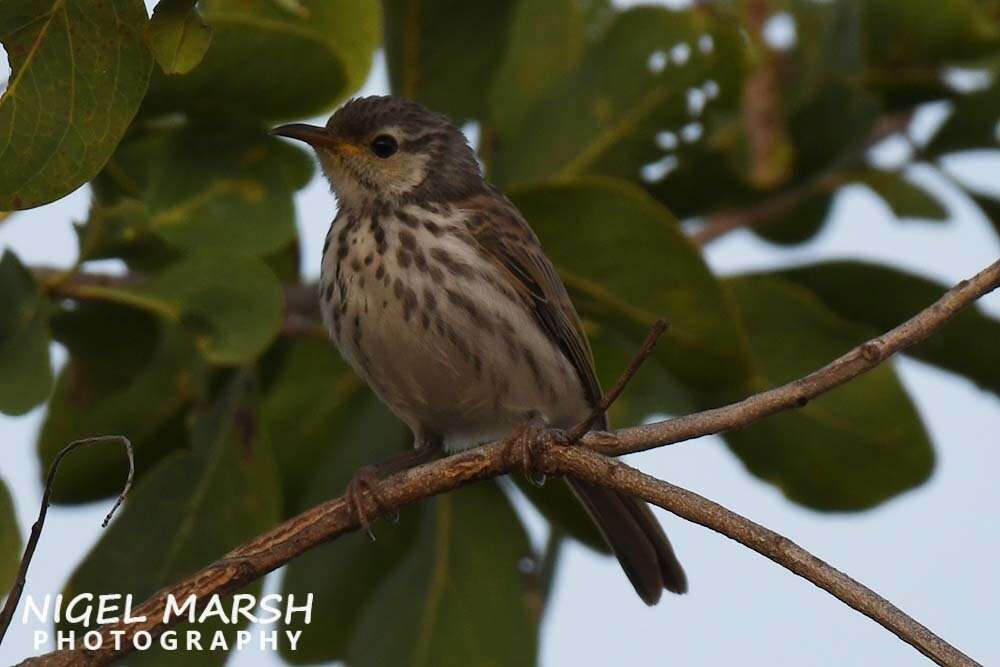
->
(319, 206), (590, 451)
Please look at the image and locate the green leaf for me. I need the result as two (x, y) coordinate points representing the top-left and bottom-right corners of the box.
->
(0, 251), (53, 415)
(38, 302), (204, 503)
(489, 6), (747, 188)
(345, 484), (537, 667)
(860, 0), (1000, 67)
(74, 197), (175, 270)
(384, 0), (518, 123)
(775, 261), (1000, 395)
(89, 125), (313, 260)
(782, 0), (864, 109)
(646, 140), (752, 221)
(968, 190), (1000, 237)
(143, 0), (380, 121)
(70, 251), (284, 365)
(0, 0), (153, 209)
(0, 480), (20, 594)
(260, 337), (409, 509)
(724, 275), (933, 511)
(109, 126), (312, 256)
(926, 83), (1000, 155)
(61, 376), (281, 666)
(144, 127), (310, 255)
(147, 0), (213, 75)
(278, 392), (416, 664)
(861, 171), (949, 221)
(786, 80), (881, 180)
(487, 0), (587, 136)
(754, 192), (835, 246)
(509, 177), (751, 394)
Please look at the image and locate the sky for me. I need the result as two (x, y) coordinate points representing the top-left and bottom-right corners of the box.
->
(2, 4), (1000, 666)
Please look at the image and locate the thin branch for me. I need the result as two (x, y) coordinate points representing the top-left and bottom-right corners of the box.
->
(544, 446), (982, 667)
(584, 257), (1000, 457)
(0, 437), (134, 645)
(536, 529), (564, 608)
(742, 0), (794, 190)
(32, 266), (325, 337)
(691, 111), (914, 246)
(564, 319), (668, 443)
(18, 259), (998, 667)
(690, 174), (836, 246)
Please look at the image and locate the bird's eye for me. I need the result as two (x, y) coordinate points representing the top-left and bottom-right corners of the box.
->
(370, 134), (398, 158)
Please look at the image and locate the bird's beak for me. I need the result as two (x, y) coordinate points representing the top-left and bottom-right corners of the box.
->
(270, 123), (362, 156)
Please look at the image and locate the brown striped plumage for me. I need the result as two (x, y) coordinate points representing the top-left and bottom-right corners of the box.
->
(272, 96), (687, 604)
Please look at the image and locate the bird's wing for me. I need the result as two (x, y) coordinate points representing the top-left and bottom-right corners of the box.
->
(461, 193), (605, 413)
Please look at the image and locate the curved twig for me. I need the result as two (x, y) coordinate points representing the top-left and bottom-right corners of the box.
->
(0, 437), (134, 644)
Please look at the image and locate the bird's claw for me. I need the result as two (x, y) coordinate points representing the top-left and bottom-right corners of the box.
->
(503, 422), (571, 486)
(345, 465), (397, 540)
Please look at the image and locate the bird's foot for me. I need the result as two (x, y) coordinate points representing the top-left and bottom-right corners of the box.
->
(344, 465), (398, 541)
(503, 420), (569, 486)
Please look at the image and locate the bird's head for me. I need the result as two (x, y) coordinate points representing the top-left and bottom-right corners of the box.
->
(272, 96), (484, 208)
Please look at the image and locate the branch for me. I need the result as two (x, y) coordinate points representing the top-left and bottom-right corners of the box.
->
(690, 174), (836, 246)
(742, 0), (793, 190)
(18, 259), (998, 667)
(691, 112), (914, 246)
(583, 257), (1000, 457)
(545, 446), (981, 667)
(31, 266), (327, 338)
(0, 437), (134, 645)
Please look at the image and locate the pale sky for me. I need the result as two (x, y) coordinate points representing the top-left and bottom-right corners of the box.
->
(2, 4), (999, 666)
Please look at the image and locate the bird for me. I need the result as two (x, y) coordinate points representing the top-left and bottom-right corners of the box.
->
(271, 95), (687, 605)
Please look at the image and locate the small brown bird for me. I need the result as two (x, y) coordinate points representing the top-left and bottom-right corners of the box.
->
(272, 95), (687, 604)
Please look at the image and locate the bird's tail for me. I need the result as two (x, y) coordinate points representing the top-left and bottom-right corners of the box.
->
(567, 478), (687, 605)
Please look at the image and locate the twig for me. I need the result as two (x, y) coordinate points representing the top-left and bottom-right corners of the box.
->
(31, 266), (324, 338)
(585, 257), (1000, 457)
(742, 0), (793, 189)
(691, 174), (835, 246)
(691, 111), (914, 246)
(545, 446), (981, 667)
(17, 259), (998, 667)
(564, 319), (668, 443)
(537, 529), (564, 610)
(0, 437), (134, 645)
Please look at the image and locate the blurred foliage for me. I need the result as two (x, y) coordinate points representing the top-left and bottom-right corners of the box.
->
(61, 375), (281, 667)
(0, 480), (19, 595)
(0, 252), (52, 415)
(1, 0), (999, 664)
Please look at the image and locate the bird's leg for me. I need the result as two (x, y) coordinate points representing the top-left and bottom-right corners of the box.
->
(345, 434), (443, 540)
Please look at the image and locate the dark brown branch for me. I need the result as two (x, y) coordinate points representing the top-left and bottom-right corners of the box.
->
(0, 437), (134, 645)
(18, 259), (999, 667)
